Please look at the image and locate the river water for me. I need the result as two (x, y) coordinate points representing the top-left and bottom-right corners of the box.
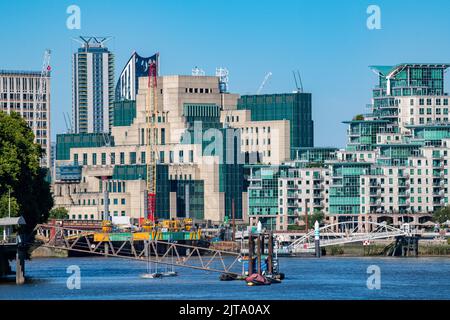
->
(1, 256), (449, 299)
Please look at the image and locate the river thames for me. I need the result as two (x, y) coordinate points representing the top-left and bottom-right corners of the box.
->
(1, 256), (449, 299)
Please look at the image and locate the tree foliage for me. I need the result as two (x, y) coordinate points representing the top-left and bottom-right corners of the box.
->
(433, 206), (450, 224)
(49, 207), (69, 220)
(0, 111), (53, 233)
(353, 114), (365, 121)
(301, 211), (325, 225)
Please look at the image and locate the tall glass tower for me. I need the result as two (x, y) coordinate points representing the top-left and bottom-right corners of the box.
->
(72, 36), (115, 133)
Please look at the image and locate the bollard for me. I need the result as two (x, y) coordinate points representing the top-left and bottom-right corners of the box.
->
(15, 251), (25, 285)
(248, 233), (254, 275)
(314, 221), (321, 258)
(104, 242), (109, 257)
(257, 235), (262, 275)
(267, 233), (273, 274)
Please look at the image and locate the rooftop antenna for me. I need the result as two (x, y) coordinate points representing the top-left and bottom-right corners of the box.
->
(192, 66), (205, 76)
(216, 67), (229, 93)
(257, 72), (272, 94)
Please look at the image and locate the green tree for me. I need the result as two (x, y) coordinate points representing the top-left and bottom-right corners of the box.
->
(49, 207), (69, 220)
(353, 114), (365, 121)
(0, 111), (53, 233)
(302, 211), (325, 226)
(433, 206), (450, 224)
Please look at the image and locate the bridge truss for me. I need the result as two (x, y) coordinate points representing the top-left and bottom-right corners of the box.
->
(287, 221), (410, 253)
(34, 224), (243, 276)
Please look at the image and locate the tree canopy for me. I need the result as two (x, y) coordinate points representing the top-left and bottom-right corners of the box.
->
(49, 207), (69, 220)
(302, 211), (325, 226)
(0, 111), (53, 233)
(433, 206), (450, 224)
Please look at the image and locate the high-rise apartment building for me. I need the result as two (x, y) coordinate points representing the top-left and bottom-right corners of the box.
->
(248, 63), (450, 231)
(0, 70), (51, 167)
(72, 36), (115, 133)
(115, 52), (158, 101)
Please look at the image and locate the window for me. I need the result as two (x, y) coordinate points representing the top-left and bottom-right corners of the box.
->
(92, 153), (97, 165)
(179, 150), (184, 163)
(110, 153), (115, 165)
(141, 151), (146, 164)
(159, 151), (165, 163)
(130, 152), (136, 164)
(101, 153), (106, 165)
(121, 198), (126, 205)
(120, 152), (125, 164)
(74, 154), (78, 165)
(83, 153), (87, 165)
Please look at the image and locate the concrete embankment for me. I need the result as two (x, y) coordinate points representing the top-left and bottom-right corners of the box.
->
(30, 246), (68, 258)
(324, 239), (450, 256)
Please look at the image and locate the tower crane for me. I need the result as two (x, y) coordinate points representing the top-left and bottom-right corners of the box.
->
(257, 72), (272, 94)
(292, 70), (303, 93)
(146, 61), (158, 223)
(35, 49), (51, 166)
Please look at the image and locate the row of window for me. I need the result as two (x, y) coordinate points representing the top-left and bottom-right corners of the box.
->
(77, 198), (126, 205)
(414, 107), (449, 115)
(0, 76), (46, 93)
(73, 150), (196, 165)
(71, 211), (126, 220)
(417, 98), (449, 106)
(185, 87), (213, 94)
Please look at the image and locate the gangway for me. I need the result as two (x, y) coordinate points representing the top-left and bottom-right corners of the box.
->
(287, 221), (411, 253)
(34, 224), (243, 276)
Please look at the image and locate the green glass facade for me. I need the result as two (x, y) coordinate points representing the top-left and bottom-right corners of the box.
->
(183, 103), (221, 130)
(56, 133), (114, 161)
(247, 165), (290, 230)
(170, 180), (205, 220)
(329, 162), (371, 215)
(294, 147), (337, 164)
(112, 164), (170, 219)
(113, 100), (136, 126)
(237, 93), (314, 158)
(344, 120), (393, 151)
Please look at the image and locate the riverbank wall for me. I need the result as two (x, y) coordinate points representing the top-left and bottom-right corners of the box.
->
(325, 239), (450, 256)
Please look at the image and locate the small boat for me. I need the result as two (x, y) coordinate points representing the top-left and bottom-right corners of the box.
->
(220, 273), (238, 281)
(161, 271), (178, 277)
(245, 273), (271, 286)
(141, 272), (162, 279)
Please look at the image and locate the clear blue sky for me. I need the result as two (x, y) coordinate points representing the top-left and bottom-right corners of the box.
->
(1, 0), (450, 147)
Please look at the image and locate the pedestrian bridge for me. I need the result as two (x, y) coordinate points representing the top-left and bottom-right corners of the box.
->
(285, 221), (411, 254)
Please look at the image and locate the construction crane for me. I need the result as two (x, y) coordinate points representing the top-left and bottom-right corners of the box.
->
(63, 112), (72, 134)
(292, 70), (303, 93)
(257, 72), (272, 94)
(35, 49), (51, 166)
(146, 61), (158, 222)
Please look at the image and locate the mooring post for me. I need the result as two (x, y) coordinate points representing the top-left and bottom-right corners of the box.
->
(314, 220), (321, 258)
(267, 232), (273, 274)
(15, 250), (25, 285)
(257, 234), (262, 275)
(248, 233), (254, 275)
(104, 242), (109, 257)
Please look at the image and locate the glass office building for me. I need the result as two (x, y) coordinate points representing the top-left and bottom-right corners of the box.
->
(237, 92), (314, 159)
